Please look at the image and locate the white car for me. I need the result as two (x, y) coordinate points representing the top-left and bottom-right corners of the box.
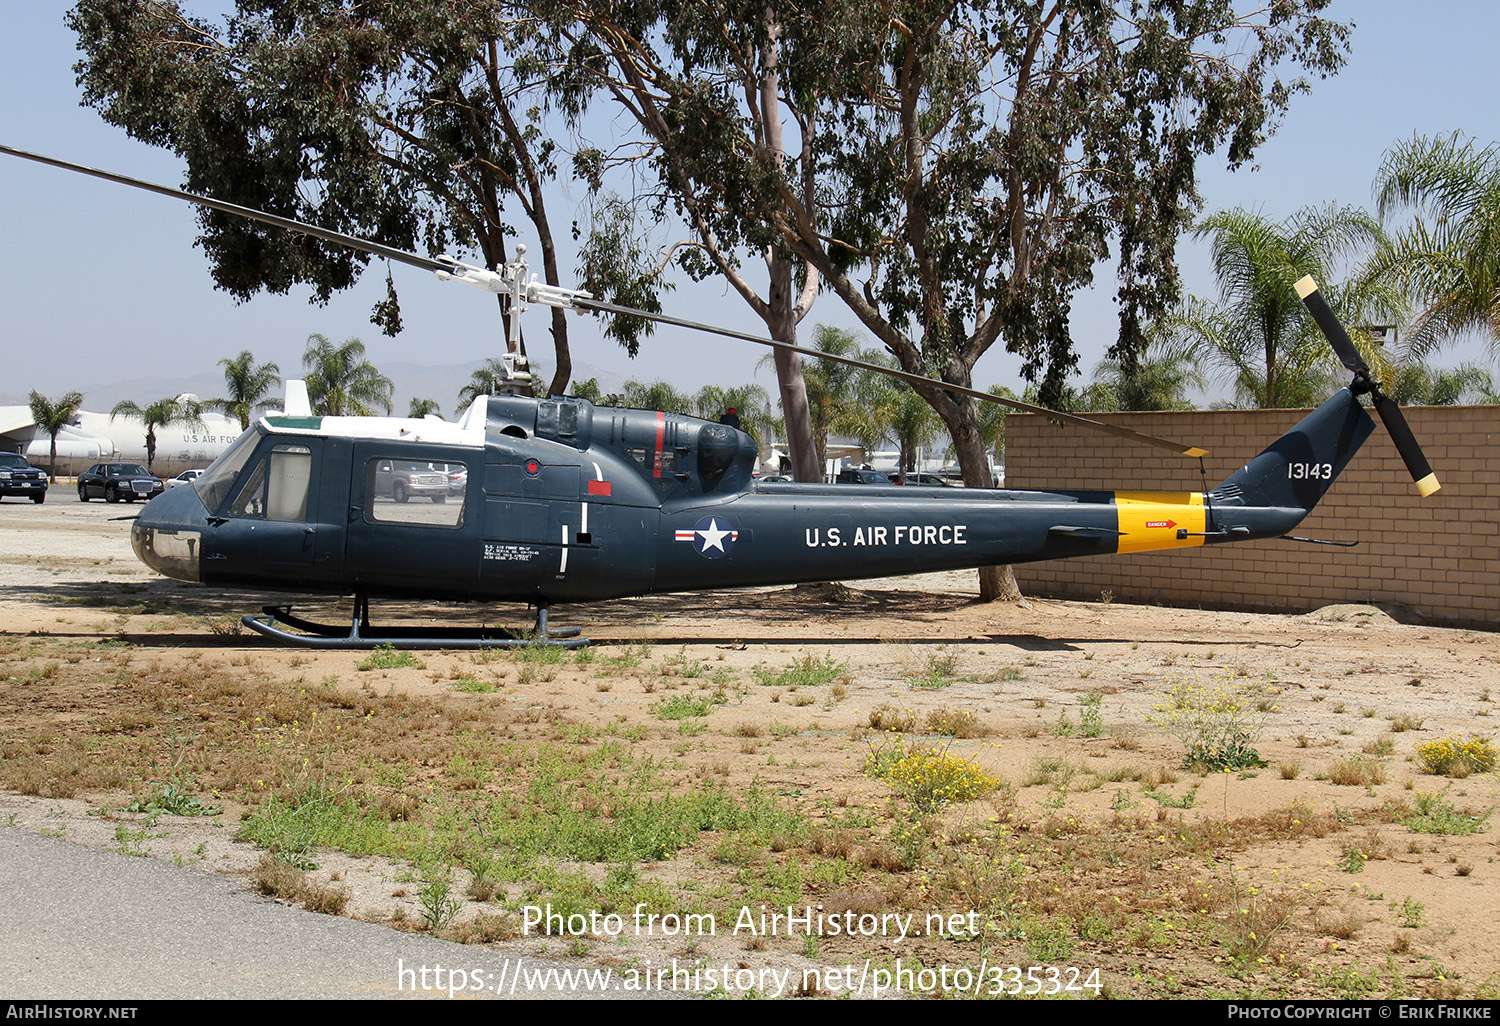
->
(166, 469), (205, 488)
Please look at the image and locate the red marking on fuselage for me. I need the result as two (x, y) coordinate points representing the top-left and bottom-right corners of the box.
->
(653, 411), (665, 479)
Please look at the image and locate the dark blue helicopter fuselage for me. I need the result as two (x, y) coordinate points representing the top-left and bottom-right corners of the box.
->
(131, 390), (1374, 606)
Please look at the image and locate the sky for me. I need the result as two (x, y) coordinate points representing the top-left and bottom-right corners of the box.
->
(4, 1), (1499, 409)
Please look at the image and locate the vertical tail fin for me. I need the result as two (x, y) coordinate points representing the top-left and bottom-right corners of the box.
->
(1211, 389), (1375, 514)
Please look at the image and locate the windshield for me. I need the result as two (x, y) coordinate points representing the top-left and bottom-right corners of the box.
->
(107, 464), (150, 476)
(0, 455), (29, 469)
(193, 427), (262, 514)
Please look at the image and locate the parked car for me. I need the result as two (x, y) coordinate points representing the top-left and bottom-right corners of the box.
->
(835, 468), (893, 484)
(78, 463), (164, 503)
(443, 464), (468, 496)
(166, 469), (206, 488)
(894, 472), (952, 486)
(0, 453), (48, 503)
(373, 460), (450, 503)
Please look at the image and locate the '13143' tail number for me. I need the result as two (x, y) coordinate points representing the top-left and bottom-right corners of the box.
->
(1288, 462), (1334, 480)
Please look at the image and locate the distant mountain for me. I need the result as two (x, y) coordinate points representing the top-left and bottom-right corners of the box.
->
(3, 359), (631, 419)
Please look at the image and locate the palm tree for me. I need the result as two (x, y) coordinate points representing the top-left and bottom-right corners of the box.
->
(207, 351), (280, 430)
(693, 384), (776, 447)
(1375, 132), (1500, 358)
(1168, 205), (1402, 408)
(1078, 333), (1206, 412)
(456, 357), (549, 413)
(880, 386), (942, 483)
(1384, 362), (1497, 406)
(301, 334), (393, 417)
(109, 395), (203, 473)
(27, 390), (85, 482)
(408, 397), (442, 419)
(621, 379), (693, 415)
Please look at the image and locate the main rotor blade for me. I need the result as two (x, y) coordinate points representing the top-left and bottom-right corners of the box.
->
(0, 143), (448, 276)
(1295, 275), (1370, 377)
(1295, 275), (1440, 497)
(3, 143), (1208, 457)
(578, 298), (1209, 458)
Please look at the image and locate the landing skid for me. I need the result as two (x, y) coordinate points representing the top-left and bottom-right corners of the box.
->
(241, 592), (588, 649)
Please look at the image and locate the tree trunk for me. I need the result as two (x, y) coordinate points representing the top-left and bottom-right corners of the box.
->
(766, 256), (820, 483)
(942, 395), (1022, 602)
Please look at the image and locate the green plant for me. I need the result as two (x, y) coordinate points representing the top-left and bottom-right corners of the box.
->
(1148, 679), (1267, 771)
(1402, 786), (1493, 836)
(358, 644), (422, 671)
(126, 778), (222, 817)
(1080, 691), (1104, 738)
(1414, 736), (1497, 777)
(652, 694), (716, 720)
(418, 860), (462, 932)
(864, 740), (1001, 815)
(1391, 896), (1425, 930)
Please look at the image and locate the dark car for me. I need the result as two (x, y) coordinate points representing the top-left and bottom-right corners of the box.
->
(78, 462), (164, 503)
(894, 472), (952, 487)
(0, 453), (48, 503)
(835, 467), (892, 484)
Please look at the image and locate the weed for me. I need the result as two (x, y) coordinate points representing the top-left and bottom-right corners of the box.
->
(864, 740), (1001, 815)
(868, 705), (916, 733)
(925, 708), (992, 738)
(1391, 896), (1425, 930)
(753, 654), (848, 689)
(1414, 736), (1497, 777)
(249, 854), (351, 915)
(126, 778), (222, 817)
(651, 694), (717, 720)
(1148, 678), (1267, 771)
(1328, 757), (1386, 787)
(357, 644), (423, 671)
(1402, 787), (1493, 836)
(418, 860), (462, 932)
(1079, 691), (1104, 738)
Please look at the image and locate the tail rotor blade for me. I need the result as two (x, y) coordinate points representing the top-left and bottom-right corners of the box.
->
(1295, 275), (1370, 377)
(1295, 275), (1440, 498)
(1371, 393), (1441, 497)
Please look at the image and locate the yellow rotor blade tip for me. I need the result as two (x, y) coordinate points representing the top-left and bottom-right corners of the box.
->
(1415, 473), (1440, 498)
(1294, 275), (1319, 299)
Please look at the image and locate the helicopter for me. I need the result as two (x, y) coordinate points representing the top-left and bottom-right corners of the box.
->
(2, 145), (1440, 648)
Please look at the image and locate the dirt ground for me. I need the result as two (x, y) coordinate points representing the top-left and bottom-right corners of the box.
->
(2, 493), (1498, 999)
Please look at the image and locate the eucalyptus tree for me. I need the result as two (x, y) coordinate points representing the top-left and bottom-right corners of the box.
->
(553, 0), (1350, 599)
(27, 390), (85, 482)
(69, 0), (611, 398)
(109, 395), (203, 472)
(1375, 133), (1500, 358)
(301, 335), (393, 418)
(208, 351), (280, 430)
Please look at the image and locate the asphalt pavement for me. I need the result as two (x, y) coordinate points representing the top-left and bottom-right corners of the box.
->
(0, 826), (663, 1000)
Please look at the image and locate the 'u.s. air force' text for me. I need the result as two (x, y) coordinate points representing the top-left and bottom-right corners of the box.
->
(804, 525), (967, 548)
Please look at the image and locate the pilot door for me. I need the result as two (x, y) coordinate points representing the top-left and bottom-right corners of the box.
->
(204, 438), (342, 585)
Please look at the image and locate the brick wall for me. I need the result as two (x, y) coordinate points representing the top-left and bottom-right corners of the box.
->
(1004, 402), (1500, 628)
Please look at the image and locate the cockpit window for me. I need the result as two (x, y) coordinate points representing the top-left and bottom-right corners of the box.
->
(228, 443), (313, 521)
(193, 427), (264, 513)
